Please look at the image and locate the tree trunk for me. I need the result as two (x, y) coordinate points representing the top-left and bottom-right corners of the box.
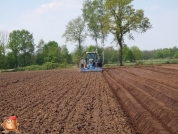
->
(117, 37), (123, 66)
(119, 45), (123, 66)
(15, 55), (18, 68)
(102, 39), (105, 65)
(102, 50), (104, 65)
(95, 38), (98, 57)
(78, 40), (81, 68)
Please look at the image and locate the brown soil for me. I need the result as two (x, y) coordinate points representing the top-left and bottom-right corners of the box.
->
(0, 69), (136, 134)
(103, 65), (178, 134)
(0, 65), (178, 134)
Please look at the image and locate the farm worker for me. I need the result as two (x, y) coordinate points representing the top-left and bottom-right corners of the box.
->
(80, 57), (86, 68)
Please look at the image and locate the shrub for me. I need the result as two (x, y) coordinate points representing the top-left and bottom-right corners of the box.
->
(16, 62), (72, 71)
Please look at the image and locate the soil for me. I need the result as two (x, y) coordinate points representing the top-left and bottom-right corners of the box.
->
(0, 64), (178, 134)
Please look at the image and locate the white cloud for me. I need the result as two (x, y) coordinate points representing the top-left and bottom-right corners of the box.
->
(36, 1), (63, 14)
(20, 0), (82, 21)
(33, 0), (82, 15)
(16, 0), (83, 49)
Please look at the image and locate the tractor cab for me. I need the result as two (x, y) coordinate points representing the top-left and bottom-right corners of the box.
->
(80, 52), (102, 72)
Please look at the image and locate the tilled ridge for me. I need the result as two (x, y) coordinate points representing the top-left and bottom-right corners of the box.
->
(103, 70), (171, 134)
(108, 69), (178, 133)
(115, 69), (178, 112)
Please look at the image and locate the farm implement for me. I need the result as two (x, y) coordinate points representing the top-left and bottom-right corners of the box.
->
(80, 52), (102, 72)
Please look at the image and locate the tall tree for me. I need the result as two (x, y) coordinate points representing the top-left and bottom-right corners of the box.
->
(154, 49), (163, 59)
(174, 51), (178, 59)
(104, 46), (118, 63)
(103, 0), (152, 66)
(122, 44), (134, 62)
(61, 45), (70, 64)
(8, 30), (21, 68)
(36, 39), (45, 53)
(62, 16), (86, 65)
(0, 31), (9, 69)
(8, 30), (34, 67)
(19, 30), (34, 66)
(162, 48), (170, 58)
(0, 45), (3, 70)
(0, 31), (8, 55)
(6, 52), (15, 69)
(85, 45), (103, 57)
(82, 0), (108, 64)
(36, 39), (45, 65)
(142, 50), (155, 60)
(130, 46), (142, 61)
(42, 41), (60, 63)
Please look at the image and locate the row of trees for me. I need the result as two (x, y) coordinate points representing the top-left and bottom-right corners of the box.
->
(62, 0), (152, 66)
(0, 28), (177, 70)
(143, 46), (178, 60)
(124, 46), (178, 62)
(2, 0), (177, 69)
(0, 30), (72, 70)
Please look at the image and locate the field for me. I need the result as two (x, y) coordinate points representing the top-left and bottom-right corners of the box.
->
(0, 65), (178, 134)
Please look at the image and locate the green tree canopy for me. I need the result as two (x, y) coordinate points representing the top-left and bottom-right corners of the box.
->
(0, 45), (3, 70)
(62, 16), (86, 61)
(8, 30), (34, 67)
(18, 29), (35, 66)
(61, 45), (70, 64)
(36, 39), (45, 65)
(130, 46), (142, 61)
(82, 0), (108, 46)
(82, 0), (108, 64)
(174, 51), (178, 59)
(42, 41), (60, 63)
(8, 30), (21, 67)
(122, 44), (134, 62)
(154, 49), (163, 59)
(104, 46), (118, 63)
(103, 0), (152, 66)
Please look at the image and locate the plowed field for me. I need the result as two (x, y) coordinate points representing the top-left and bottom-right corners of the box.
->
(0, 65), (178, 134)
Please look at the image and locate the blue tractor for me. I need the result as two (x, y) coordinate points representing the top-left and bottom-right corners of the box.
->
(80, 52), (102, 72)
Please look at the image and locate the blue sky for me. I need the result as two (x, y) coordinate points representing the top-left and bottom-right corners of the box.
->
(0, 0), (178, 53)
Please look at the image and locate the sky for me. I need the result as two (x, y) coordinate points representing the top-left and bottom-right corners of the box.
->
(0, 0), (178, 53)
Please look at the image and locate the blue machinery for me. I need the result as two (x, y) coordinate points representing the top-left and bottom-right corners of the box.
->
(80, 52), (102, 72)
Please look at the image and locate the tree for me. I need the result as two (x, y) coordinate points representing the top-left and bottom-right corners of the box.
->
(170, 46), (177, 58)
(8, 30), (21, 68)
(18, 30), (35, 67)
(0, 31), (8, 55)
(6, 52), (15, 69)
(82, 0), (108, 64)
(162, 48), (170, 58)
(8, 30), (34, 67)
(104, 46), (118, 63)
(130, 46), (142, 61)
(122, 44), (134, 62)
(42, 41), (60, 63)
(61, 45), (70, 64)
(0, 45), (3, 70)
(85, 45), (103, 54)
(36, 39), (45, 53)
(62, 16), (86, 65)
(103, 0), (152, 66)
(36, 39), (45, 65)
(0, 31), (9, 69)
(154, 49), (163, 59)
(142, 50), (155, 60)
(174, 51), (178, 59)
